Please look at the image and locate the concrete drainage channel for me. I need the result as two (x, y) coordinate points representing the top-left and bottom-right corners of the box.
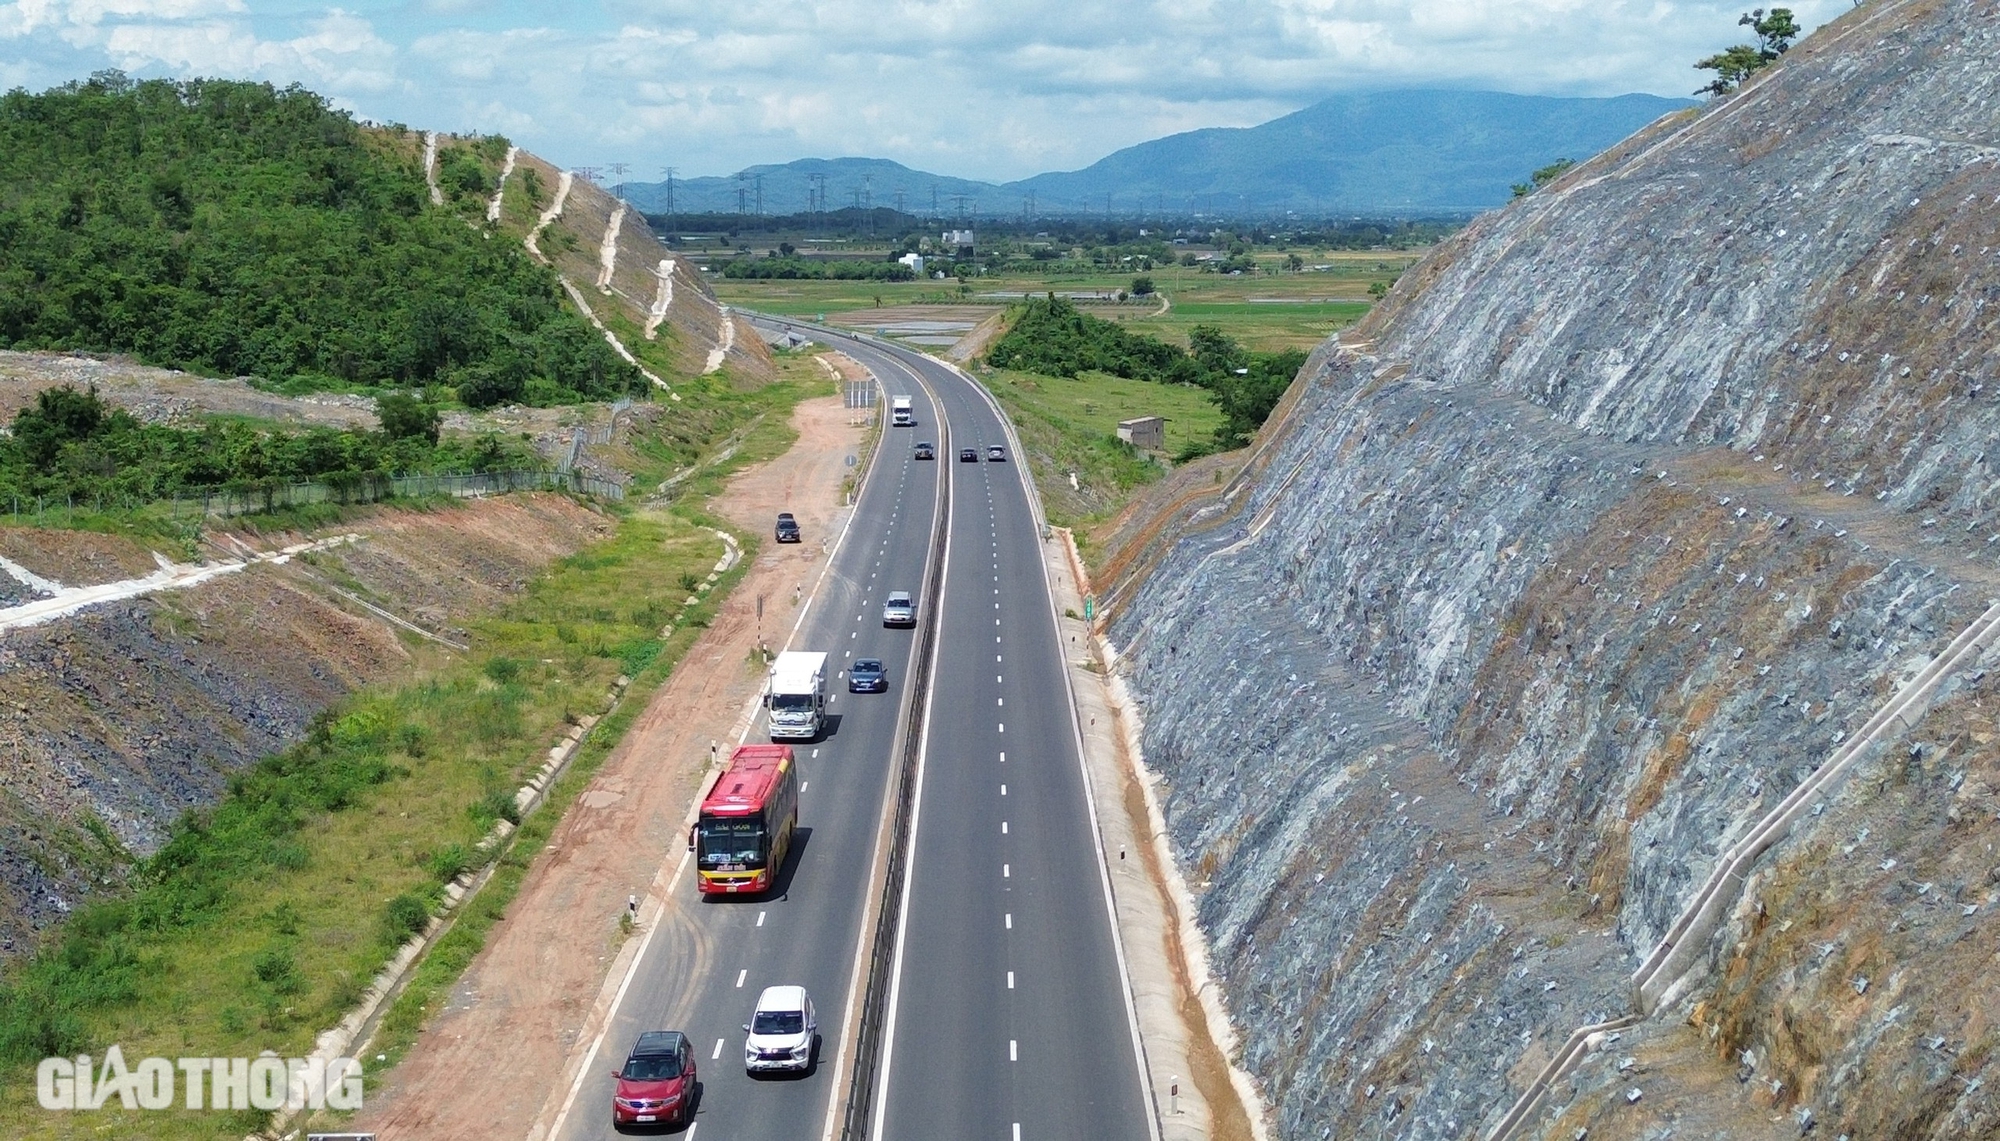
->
(260, 529), (746, 1141)
(1484, 596), (2000, 1141)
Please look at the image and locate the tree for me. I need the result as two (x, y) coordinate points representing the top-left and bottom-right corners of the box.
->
(376, 392), (440, 445)
(12, 385), (109, 470)
(1695, 8), (1798, 95)
(1511, 158), (1577, 199)
(1130, 276), (1155, 297)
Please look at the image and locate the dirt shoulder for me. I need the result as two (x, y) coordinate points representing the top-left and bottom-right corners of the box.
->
(352, 393), (865, 1140)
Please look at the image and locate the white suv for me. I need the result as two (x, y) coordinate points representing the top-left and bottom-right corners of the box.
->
(743, 985), (817, 1074)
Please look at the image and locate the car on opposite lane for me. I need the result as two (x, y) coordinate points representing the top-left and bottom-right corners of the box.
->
(744, 985), (818, 1075)
(611, 1030), (696, 1129)
(849, 658), (887, 692)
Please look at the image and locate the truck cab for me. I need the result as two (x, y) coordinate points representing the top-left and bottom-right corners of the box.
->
(891, 395), (915, 426)
(765, 651), (829, 741)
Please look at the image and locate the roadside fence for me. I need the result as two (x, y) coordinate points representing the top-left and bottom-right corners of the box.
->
(4, 468), (625, 526)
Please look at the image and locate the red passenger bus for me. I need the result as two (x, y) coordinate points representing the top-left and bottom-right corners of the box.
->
(691, 745), (799, 895)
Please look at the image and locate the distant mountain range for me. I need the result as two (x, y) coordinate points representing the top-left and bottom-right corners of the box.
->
(620, 89), (1695, 220)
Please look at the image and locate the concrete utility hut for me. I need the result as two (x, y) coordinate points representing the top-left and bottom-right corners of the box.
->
(1117, 416), (1165, 451)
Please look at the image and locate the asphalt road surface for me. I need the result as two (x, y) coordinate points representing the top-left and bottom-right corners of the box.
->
(549, 321), (1150, 1141)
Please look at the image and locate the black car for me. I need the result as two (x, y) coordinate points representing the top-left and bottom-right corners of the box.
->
(848, 658), (887, 692)
(915, 442), (936, 460)
(959, 448), (978, 462)
(775, 512), (800, 543)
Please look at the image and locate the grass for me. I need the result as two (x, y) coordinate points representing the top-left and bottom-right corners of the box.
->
(978, 366), (1227, 532)
(715, 251), (1410, 354)
(0, 502), (737, 1140)
(0, 351), (823, 1139)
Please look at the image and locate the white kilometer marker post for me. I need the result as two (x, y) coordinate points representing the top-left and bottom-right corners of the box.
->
(736, 969), (747, 987)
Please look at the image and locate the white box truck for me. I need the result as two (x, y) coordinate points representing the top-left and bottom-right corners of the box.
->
(891, 395), (914, 426)
(766, 651), (828, 741)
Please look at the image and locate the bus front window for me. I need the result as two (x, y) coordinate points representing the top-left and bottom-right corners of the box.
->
(697, 818), (767, 869)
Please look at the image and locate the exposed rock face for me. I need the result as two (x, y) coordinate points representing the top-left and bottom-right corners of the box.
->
(1108, 2), (2000, 1138)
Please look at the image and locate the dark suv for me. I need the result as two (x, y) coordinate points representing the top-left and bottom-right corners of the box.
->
(612, 1030), (696, 1129)
(775, 513), (801, 543)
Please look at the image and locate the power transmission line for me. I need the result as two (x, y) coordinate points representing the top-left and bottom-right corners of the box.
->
(607, 162), (630, 201)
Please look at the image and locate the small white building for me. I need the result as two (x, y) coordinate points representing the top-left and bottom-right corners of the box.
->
(898, 252), (925, 275)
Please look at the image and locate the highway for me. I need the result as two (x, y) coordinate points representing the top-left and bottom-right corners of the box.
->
(546, 321), (1151, 1141)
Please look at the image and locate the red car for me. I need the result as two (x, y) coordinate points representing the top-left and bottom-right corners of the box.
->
(612, 1030), (696, 1130)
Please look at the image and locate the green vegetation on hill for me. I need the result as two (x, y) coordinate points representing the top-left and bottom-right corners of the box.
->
(986, 296), (1306, 447)
(0, 385), (530, 506)
(0, 73), (639, 403)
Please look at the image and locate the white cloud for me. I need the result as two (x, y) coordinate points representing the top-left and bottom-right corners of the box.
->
(0, 0), (1852, 180)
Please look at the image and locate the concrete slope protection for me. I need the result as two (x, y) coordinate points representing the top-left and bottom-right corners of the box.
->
(1100, 1), (2000, 1137)
(770, 322), (1155, 1141)
(542, 372), (944, 1141)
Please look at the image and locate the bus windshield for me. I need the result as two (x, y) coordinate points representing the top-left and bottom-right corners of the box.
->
(697, 817), (767, 868)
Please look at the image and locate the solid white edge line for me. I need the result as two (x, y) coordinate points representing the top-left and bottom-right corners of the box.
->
(906, 329), (1163, 1140)
(864, 352), (955, 1141)
(816, 351), (948, 1141)
(1025, 458), (1167, 1141)
(545, 341), (897, 1141)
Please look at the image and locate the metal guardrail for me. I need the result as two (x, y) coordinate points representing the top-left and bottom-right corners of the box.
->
(837, 349), (952, 1141)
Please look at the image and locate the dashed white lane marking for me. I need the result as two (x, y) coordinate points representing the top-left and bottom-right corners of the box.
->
(999, 751), (1006, 763)
(996, 636), (1002, 644)
(812, 748), (819, 757)
(999, 723), (1005, 734)
(736, 969), (747, 987)
(713, 1038), (725, 1060)
(1000, 784), (1007, 795)
(1001, 821), (1008, 834)
(997, 675), (1003, 683)
(1005, 913), (1012, 929)
(997, 697), (1004, 707)
(1013, 1123), (1021, 1141)
(1010, 1040), (1018, 1062)
(757, 911), (766, 927)
(802, 781), (809, 791)
(1007, 972), (1015, 990)
(996, 655), (1003, 663)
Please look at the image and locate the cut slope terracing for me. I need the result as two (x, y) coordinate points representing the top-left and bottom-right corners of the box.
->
(0, 495), (610, 960)
(1101, 1), (2000, 1138)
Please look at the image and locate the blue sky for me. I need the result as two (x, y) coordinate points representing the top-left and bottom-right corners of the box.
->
(0, 1), (1847, 182)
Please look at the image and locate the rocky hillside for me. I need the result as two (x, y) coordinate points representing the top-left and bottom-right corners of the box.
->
(0, 496), (611, 959)
(1103, 2), (2000, 1138)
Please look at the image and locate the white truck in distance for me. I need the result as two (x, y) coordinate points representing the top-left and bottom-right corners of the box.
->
(766, 651), (828, 741)
(891, 395), (914, 426)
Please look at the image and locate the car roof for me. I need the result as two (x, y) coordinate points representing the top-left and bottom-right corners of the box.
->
(854, 658), (883, 669)
(630, 1030), (686, 1056)
(886, 591), (912, 601)
(755, 984), (808, 1010)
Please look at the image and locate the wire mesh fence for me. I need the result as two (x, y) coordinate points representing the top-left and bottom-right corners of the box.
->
(4, 468), (625, 526)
